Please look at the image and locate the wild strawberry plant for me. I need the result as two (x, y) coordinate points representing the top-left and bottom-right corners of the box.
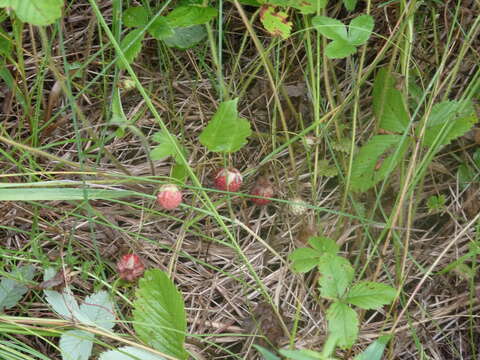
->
(288, 236), (396, 355)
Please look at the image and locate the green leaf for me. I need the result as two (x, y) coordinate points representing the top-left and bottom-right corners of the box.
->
(0, 0), (63, 26)
(44, 288), (83, 321)
(325, 39), (356, 59)
(372, 68), (409, 133)
(163, 25), (207, 50)
(166, 6), (217, 28)
(259, 5), (292, 39)
(289, 248), (322, 273)
(326, 302), (358, 349)
(0, 188), (135, 201)
(308, 237), (339, 255)
(355, 335), (391, 360)
(123, 6), (149, 28)
(99, 347), (167, 360)
(59, 330), (94, 360)
(133, 269), (188, 360)
(80, 291), (115, 330)
(290, 0), (328, 14)
(118, 29), (144, 69)
(253, 345), (281, 360)
(0, 265), (35, 311)
(150, 130), (187, 162)
(312, 16), (348, 41)
(279, 349), (325, 359)
(345, 282), (396, 309)
(171, 163), (189, 183)
(348, 15), (374, 46)
(148, 17), (174, 40)
(199, 98), (252, 153)
(318, 254), (354, 299)
(342, 0), (357, 11)
(350, 135), (407, 192)
(0, 28), (12, 57)
(109, 88), (128, 127)
(423, 101), (477, 148)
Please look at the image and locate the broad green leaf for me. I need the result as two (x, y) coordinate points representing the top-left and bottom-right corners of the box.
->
(0, 265), (35, 311)
(148, 17), (174, 40)
(326, 302), (358, 349)
(80, 291), (115, 330)
(163, 25), (207, 49)
(289, 248), (323, 273)
(166, 6), (217, 28)
(325, 39), (356, 59)
(318, 254), (354, 299)
(312, 16), (348, 41)
(0, 188), (135, 201)
(259, 5), (292, 39)
(59, 330), (94, 360)
(99, 347), (167, 360)
(350, 135), (406, 192)
(343, 0), (357, 11)
(199, 98), (252, 153)
(0, 0), (63, 26)
(253, 345), (281, 360)
(355, 335), (391, 360)
(171, 163), (189, 183)
(123, 6), (149, 28)
(308, 237), (339, 255)
(150, 130), (187, 162)
(279, 349), (325, 359)
(423, 101), (477, 148)
(373, 68), (409, 133)
(345, 282), (396, 309)
(0, 28), (12, 57)
(118, 29), (144, 69)
(348, 15), (374, 46)
(133, 269), (188, 360)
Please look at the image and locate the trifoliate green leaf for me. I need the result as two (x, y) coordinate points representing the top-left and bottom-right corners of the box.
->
(348, 14), (374, 46)
(148, 17), (174, 40)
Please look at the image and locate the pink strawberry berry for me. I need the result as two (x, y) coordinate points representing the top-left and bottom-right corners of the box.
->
(214, 167), (243, 192)
(117, 254), (144, 282)
(157, 184), (182, 210)
(250, 176), (274, 205)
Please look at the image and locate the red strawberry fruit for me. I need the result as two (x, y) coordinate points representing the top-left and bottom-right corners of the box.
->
(214, 167), (243, 192)
(117, 254), (144, 281)
(157, 184), (182, 210)
(250, 176), (274, 205)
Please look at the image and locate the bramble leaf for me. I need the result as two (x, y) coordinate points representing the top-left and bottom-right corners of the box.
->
(318, 254), (354, 299)
(345, 282), (396, 309)
(199, 98), (251, 153)
(326, 302), (358, 349)
(133, 269), (188, 360)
